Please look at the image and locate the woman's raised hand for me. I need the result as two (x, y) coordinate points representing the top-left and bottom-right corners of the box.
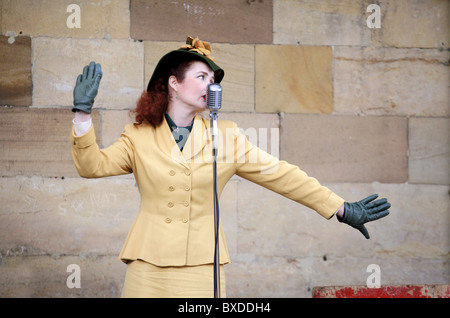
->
(72, 61), (102, 114)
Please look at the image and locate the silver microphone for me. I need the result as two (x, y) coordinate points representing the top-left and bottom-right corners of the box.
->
(207, 83), (222, 110)
(207, 83), (222, 298)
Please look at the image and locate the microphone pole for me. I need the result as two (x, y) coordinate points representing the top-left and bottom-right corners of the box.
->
(207, 83), (222, 298)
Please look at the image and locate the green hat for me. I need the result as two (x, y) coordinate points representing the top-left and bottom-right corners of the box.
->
(147, 36), (224, 91)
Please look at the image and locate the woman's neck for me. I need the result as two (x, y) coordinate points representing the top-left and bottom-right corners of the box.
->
(166, 103), (196, 127)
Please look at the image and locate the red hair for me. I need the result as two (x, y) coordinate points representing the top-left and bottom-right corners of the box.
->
(131, 78), (168, 128)
(131, 59), (201, 128)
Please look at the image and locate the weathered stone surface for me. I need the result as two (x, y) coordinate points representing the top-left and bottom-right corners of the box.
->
(1, 0), (130, 39)
(0, 36), (31, 106)
(256, 45), (333, 114)
(373, 0), (450, 49)
(32, 38), (144, 109)
(334, 47), (450, 116)
(225, 254), (311, 297)
(274, 0), (372, 46)
(0, 176), (140, 256)
(101, 110), (136, 147)
(0, 108), (100, 178)
(279, 114), (407, 183)
(0, 255), (126, 297)
(131, 0), (273, 44)
(409, 117), (450, 185)
(211, 43), (255, 112)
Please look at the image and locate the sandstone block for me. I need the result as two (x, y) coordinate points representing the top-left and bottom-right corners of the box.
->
(409, 117), (450, 185)
(211, 43), (255, 112)
(0, 176), (140, 256)
(219, 112), (280, 157)
(334, 47), (450, 117)
(0, 35), (31, 106)
(225, 255), (310, 297)
(102, 110), (136, 147)
(32, 37), (144, 109)
(0, 255), (126, 297)
(256, 45), (332, 114)
(373, 0), (450, 49)
(274, 0), (372, 46)
(131, 0), (273, 44)
(1, 0), (130, 39)
(279, 114), (407, 183)
(0, 108), (100, 178)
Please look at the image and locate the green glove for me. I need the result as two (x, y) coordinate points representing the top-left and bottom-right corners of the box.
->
(72, 61), (102, 113)
(337, 194), (390, 239)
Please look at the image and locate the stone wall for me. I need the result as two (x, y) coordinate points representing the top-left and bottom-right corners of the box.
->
(0, 0), (448, 298)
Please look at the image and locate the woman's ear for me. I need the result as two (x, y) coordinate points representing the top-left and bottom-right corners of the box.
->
(168, 75), (178, 92)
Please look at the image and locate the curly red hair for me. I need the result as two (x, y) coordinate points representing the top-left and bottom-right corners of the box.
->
(131, 78), (168, 127)
(131, 59), (201, 128)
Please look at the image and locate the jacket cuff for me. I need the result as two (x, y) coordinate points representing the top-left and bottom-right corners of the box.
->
(71, 124), (96, 148)
(319, 192), (346, 220)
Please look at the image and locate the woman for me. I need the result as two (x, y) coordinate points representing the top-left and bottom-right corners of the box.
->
(71, 36), (391, 298)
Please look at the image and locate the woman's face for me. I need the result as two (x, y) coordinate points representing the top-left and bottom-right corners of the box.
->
(170, 61), (215, 112)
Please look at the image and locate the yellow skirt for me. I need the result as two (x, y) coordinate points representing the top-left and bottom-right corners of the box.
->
(121, 260), (226, 298)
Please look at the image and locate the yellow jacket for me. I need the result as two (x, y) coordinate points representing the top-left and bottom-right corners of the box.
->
(71, 115), (344, 266)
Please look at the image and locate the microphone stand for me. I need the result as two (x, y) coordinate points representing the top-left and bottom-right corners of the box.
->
(210, 109), (221, 298)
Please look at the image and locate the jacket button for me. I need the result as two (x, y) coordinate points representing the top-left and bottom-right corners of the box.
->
(168, 202), (174, 208)
(184, 185), (190, 191)
(169, 186), (175, 191)
(165, 218), (172, 223)
(184, 170), (191, 176)
(182, 218), (188, 223)
(169, 170), (176, 176)
(183, 201), (189, 207)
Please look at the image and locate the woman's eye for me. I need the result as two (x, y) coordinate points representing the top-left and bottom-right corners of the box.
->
(198, 75), (205, 80)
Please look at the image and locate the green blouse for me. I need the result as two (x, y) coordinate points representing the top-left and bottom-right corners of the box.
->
(164, 113), (193, 151)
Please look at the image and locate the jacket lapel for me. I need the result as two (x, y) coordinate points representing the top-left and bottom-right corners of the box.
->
(182, 115), (212, 163)
(155, 114), (212, 166)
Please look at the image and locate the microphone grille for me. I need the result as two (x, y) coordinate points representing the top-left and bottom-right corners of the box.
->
(207, 83), (222, 110)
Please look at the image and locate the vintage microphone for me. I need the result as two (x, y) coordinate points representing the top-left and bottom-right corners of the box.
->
(207, 83), (222, 298)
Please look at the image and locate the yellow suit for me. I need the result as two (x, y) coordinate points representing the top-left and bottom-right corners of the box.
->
(71, 115), (344, 267)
